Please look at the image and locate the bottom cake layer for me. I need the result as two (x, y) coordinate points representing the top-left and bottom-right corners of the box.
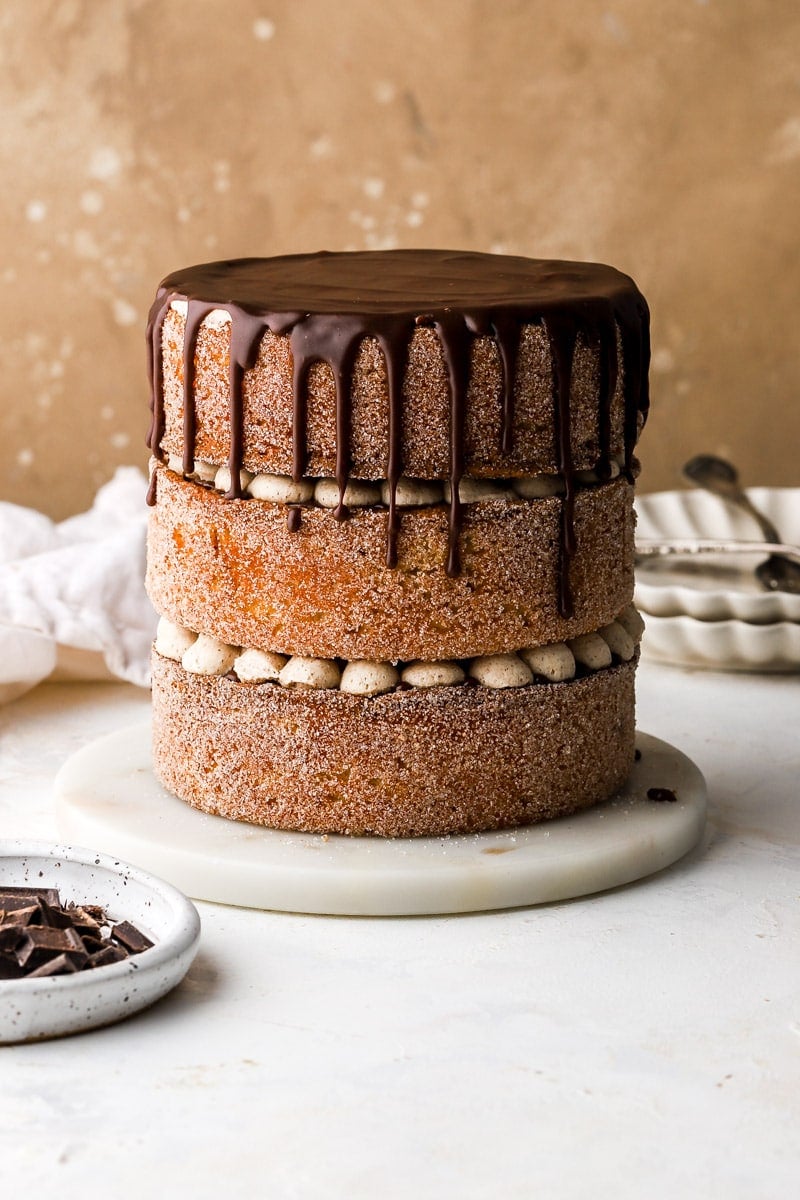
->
(151, 651), (637, 837)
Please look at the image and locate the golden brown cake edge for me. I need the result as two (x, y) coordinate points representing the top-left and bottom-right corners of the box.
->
(151, 651), (637, 838)
(146, 466), (636, 660)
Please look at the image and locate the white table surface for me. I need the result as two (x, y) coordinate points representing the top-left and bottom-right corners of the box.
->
(0, 661), (798, 1198)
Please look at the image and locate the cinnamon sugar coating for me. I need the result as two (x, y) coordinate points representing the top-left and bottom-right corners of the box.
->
(156, 307), (629, 479)
(151, 652), (637, 838)
(146, 465), (636, 661)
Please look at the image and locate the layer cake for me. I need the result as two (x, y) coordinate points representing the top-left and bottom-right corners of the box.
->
(145, 249), (650, 836)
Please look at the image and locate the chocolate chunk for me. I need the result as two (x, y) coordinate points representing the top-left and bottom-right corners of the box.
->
(81, 905), (108, 923)
(111, 921), (154, 954)
(0, 887), (61, 909)
(79, 935), (109, 956)
(1, 902), (38, 923)
(16, 927), (89, 971)
(0, 903), (41, 928)
(38, 896), (76, 930)
(0, 951), (25, 979)
(64, 926), (89, 954)
(68, 902), (107, 925)
(89, 944), (128, 968)
(0, 890), (155, 977)
(634, 748), (642, 762)
(647, 786), (677, 803)
(27, 954), (79, 978)
(0, 925), (24, 953)
(17, 926), (74, 954)
(66, 907), (105, 938)
(0, 886), (60, 901)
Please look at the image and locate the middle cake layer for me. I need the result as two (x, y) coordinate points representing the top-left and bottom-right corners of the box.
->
(147, 464), (635, 660)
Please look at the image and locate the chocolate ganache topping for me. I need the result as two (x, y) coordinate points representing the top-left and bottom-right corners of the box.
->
(146, 249), (650, 617)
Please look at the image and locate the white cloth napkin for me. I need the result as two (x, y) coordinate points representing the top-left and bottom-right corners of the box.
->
(0, 467), (156, 703)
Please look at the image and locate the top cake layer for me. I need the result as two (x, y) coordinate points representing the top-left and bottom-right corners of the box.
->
(146, 250), (650, 610)
(147, 250), (649, 474)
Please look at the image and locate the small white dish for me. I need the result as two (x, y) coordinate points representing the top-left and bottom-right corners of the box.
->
(0, 841), (201, 1043)
(635, 488), (800, 623)
(640, 612), (800, 672)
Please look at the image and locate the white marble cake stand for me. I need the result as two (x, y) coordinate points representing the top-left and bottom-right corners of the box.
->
(54, 724), (706, 916)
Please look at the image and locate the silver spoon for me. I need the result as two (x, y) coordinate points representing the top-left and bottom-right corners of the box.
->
(682, 454), (800, 594)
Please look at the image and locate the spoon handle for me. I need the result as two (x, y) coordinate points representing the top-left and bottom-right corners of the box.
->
(636, 538), (800, 565)
(732, 494), (782, 545)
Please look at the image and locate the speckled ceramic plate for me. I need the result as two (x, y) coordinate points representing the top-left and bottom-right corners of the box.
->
(640, 612), (800, 672)
(0, 841), (201, 1043)
(635, 488), (800, 623)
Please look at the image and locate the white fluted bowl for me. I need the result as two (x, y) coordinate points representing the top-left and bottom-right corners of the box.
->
(639, 613), (800, 672)
(635, 487), (800, 623)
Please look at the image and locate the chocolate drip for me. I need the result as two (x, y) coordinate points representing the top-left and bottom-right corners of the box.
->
(290, 351), (308, 529)
(145, 287), (167, 467)
(621, 299), (651, 482)
(226, 311), (268, 498)
(182, 301), (216, 474)
(545, 315), (578, 618)
(489, 312), (520, 456)
(145, 251), (650, 613)
(595, 318), (618, 481)
(432, 312), (472, 577)
(289, 316), (365, 522)
(375, 322), (411, 568)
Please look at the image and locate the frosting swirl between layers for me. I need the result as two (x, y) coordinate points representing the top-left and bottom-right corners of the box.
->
(153, 605), (644, 694)
(146, 250), (650, 617)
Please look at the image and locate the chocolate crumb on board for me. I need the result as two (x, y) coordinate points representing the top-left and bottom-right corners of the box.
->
(0, 887), (154, 980)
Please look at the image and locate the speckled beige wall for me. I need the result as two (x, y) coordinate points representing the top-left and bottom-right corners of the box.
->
(1, 0), (799, 516)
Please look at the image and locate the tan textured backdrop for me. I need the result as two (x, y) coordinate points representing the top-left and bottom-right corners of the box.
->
(1, 0), (799, 516)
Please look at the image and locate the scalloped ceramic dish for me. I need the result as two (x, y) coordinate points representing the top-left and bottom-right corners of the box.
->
(635, 487), (800, 623)
(0, 841), (201, 1043)
(639, 612), (800, 672)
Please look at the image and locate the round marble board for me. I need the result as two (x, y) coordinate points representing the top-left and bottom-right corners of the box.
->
(54, 724), (706, 916)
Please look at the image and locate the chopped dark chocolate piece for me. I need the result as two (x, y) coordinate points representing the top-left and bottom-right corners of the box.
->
(112, 921), (154, 954)
(0, 889), (155, 978)
(16, 927), (89, 971)
(17, 926), (74, 954)
(38, 897), (75, 930)
(89, 944), (128, 968)
(64, 926), (86, 950)
(0, 925), (24, 953)
(79, 935), (109, 956)
(0, 902), (42, 927)
(0, 951), (25, 979)
(27, 954), (79, 978)
(0, 887), (61, 909)
(81, 905), (107, 923)
(66, 907), (105, 938)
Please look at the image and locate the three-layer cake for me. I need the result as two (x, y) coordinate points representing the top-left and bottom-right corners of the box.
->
(145, 250), (649, 836)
